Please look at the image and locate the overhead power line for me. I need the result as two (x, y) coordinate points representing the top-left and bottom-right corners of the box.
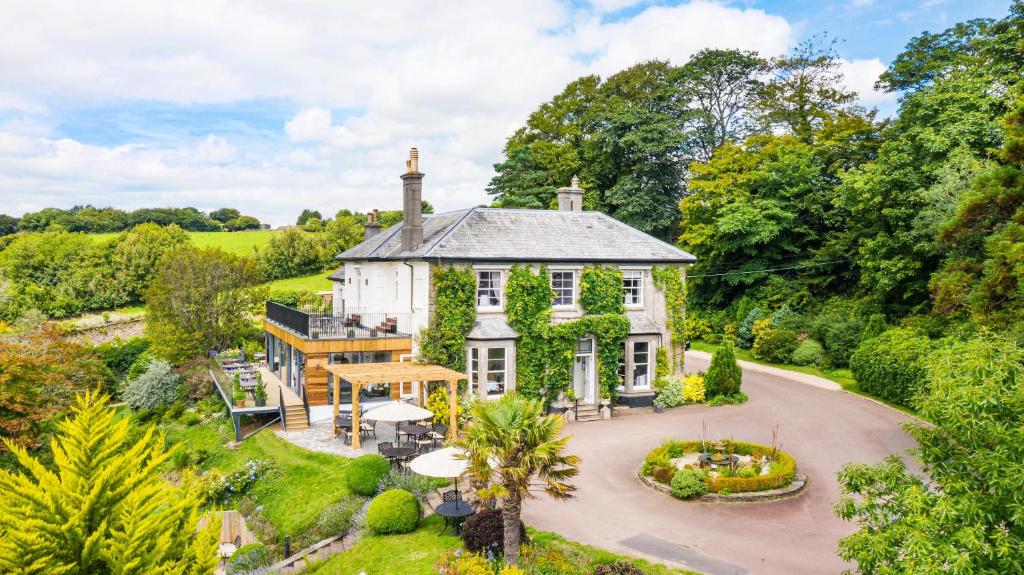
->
(688, 259), (852, 279)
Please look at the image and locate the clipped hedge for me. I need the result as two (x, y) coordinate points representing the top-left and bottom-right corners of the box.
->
(366, 489), (421, 535)
(344, 454), (391, 496)
(850, 328), (932, 408)
(641, 440), (796, 494)
(791, 338), (825, 366)
(670, 468), (707, 499)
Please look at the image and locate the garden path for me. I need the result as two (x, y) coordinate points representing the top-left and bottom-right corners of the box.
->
(521, 351), (918, 575)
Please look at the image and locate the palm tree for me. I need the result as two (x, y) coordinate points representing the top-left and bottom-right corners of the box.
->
(458, 393), (580, 565)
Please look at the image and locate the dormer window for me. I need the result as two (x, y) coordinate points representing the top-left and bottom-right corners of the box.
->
(552, 271), (575, 307)
(477, 270), (502, 309)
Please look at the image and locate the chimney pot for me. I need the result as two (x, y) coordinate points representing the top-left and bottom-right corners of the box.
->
(363, 209), (381, 240)
(556, 175), (584, 212)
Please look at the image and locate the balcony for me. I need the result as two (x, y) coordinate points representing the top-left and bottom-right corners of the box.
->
(265, 301), (412, 340)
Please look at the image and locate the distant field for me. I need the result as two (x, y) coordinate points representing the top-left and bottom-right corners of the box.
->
(264, 272), (333, 292)
(90, 230), (279, 256)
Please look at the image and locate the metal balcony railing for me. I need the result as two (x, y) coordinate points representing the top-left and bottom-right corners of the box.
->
(265, 301), (412, 340)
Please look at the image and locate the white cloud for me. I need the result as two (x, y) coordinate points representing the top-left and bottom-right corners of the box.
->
(0, 0), (886, 226)
(839, 57), (895, 107)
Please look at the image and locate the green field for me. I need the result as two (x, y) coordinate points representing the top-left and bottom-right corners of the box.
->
(264, 272), (333, 292)
(90, 230), (279, 256)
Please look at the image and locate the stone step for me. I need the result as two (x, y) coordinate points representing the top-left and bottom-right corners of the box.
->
(577, 414), (604, 422)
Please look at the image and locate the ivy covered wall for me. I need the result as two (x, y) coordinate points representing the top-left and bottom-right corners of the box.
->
(417, 266), (476, 372)
(652, 266), (686, 373)
(506, 265), (628, 403)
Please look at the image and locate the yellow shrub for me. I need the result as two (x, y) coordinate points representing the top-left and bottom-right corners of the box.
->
(683, 374), (705, 403)
(500, 567), (526, 575)
(751, 317), (773, 343)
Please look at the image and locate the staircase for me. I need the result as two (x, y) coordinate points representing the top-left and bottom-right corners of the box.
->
(283, 404), (309, 432)
(575, 402), (603, 422)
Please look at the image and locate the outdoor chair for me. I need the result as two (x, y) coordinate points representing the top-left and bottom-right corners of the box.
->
(428, 424), (447, 448)
(440, 489), (461, 532)
(415, 433), (433, 454)
(359, 420), (375, 439)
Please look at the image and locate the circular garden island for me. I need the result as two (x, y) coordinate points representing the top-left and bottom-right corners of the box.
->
(638, 439), (805, 502)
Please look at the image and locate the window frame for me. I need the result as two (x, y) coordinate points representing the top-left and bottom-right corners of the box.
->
(485, 347), (507, 397)
(622, 270), (644, 307)
(476, 270), (503, 310)
(551, 270), (576, 308)
(632, 341), (650, 390)
(470, 347), (480, 395)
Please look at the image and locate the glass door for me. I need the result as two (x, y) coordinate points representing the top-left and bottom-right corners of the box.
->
(574, 338), (595, 404)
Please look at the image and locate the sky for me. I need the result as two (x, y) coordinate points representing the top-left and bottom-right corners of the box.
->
(0, 0), (1013, 227)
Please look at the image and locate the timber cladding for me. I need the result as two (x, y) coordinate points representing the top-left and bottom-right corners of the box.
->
(264, 320), (413, 406)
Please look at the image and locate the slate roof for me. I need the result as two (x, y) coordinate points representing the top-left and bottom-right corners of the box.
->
(626, 312), (661, 335)
(327, 267), (345, 282)
(337, 207), (696, 264)
(466, 317), (519, 341)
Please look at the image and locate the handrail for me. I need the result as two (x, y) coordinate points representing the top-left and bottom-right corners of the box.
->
(301, 381), (310, 421)
(279, 386), (287, 431)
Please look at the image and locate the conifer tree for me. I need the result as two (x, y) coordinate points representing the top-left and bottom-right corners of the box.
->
(705, 342), (743, 397)
(0, 392), (219, 575)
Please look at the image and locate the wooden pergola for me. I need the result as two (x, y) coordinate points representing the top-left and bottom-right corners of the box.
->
(324, 362), (466, 450)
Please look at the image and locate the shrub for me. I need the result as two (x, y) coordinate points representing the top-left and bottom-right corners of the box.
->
(204, 460), (275, 504)
(179, 412), (202, 426)
(593, 561), (646, 575)
(708, 392), (748, 406)
(860, 313), (887, 341)
(849, 328), (933, 408)
(377, 469), (444, 500)
(426, 387), (460, 425)
(345, 454), (391, 496)
(682, 374), (705, 403)
(752, 328), (799, 363)
(791, 339), (825, 366)
(226, 543), (271, 575)
(670, 468), (708, 499)
(811, 315), (864, 368)
(685, 316), (713, 341)
(122, 358), (181, 411)
(735, 308), (762, 348)
(171, 449), (192, 470)
(314, 496), (365, 539)
(366, 489), (421, 535)
(653, 376), (684, 408)
(461, 508), (528, 555)
(705, 343), (742, 398)
(434, 550), (492, 575)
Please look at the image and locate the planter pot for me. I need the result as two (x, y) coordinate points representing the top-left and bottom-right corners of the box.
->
(347, 330), (355, 338)
(600, 398), (611, 406)
(235, 399), (246, 408)
(654, 404), (665, 413)
(255, 398), (266, 407)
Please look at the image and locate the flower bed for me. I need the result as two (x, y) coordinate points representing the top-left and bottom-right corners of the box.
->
(640, 440), (796, 496)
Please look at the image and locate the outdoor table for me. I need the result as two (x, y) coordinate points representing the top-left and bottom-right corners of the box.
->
(381, 446), (415, 466)
(436, 499), (475, 535)
(398, 423), (430, 444)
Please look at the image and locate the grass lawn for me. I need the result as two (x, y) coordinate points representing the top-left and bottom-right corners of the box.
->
(161, 420), (351, 537)
(90, 230), (279, 257)
(690, 340), (922, 418)
(264, 272), (333, 293)
(304, 514), (460, 575)
(303, 515), (698, 575)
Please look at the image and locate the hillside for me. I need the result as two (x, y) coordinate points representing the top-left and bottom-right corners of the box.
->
(90, 230), (279, 257)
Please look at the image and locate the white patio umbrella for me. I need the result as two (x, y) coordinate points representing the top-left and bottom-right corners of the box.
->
(363, 400), (435, 442)
(409, 447), (469, 496)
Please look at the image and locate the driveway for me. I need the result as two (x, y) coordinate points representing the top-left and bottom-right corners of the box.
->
(522, 352), (918, 575)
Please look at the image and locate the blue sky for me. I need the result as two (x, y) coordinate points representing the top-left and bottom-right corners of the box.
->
(0, 0), (1013, 227)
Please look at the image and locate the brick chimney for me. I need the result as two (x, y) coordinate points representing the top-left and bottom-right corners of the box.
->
(557, 175), (584, 212)
(400, 147), (424, 251)
(363, 209), (381, 240)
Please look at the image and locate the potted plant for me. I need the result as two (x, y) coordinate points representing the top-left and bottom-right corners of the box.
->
(252, 373), (267, 407)
(600, 389), (611, 407)
(232, 375), (246, 408)
(653, 394), (666, 413)
(347, 327), (356, 338)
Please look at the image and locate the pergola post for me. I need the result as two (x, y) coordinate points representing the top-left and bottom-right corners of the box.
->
(448, 378), (458, 440)
(352, 383), (362, 450)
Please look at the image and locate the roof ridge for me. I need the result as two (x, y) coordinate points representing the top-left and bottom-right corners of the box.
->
(422, 207), (477, 257)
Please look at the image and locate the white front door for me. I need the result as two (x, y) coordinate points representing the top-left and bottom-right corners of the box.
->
(574, 338), (595, 404)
